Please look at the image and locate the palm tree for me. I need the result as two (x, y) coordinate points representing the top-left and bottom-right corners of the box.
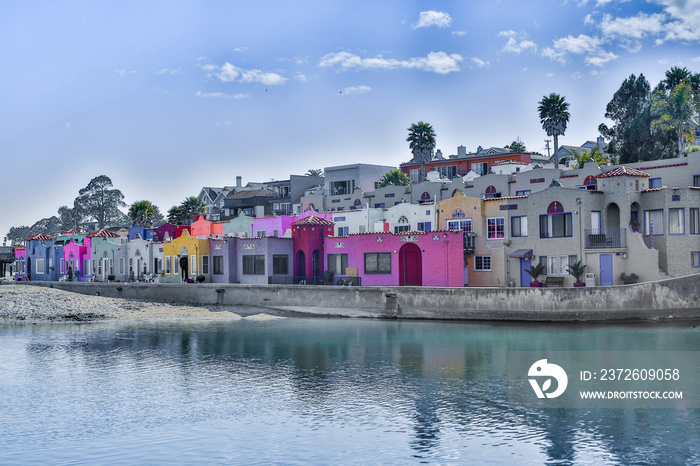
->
(378, 169), (411, 188)
(128, 200), (157, 227)
(406, 121), (436, 182)
(538, 93), (570, 167)
(305, 169), (323, 177)
(168, 197), (206, 225)
(652, 82), (696, 158)
(567, 147), (611, 169)
(662, 66), (691, 91)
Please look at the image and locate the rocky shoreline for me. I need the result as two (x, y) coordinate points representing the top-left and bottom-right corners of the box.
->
(0, 282), (286, 324)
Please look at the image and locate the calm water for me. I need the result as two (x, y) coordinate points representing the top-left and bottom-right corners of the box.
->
(1, 317), (699, 465)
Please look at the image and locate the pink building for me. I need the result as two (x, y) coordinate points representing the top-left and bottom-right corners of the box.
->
(62, 237), (91, 281)
(291, 215), (335, 280)
(323, 230), (464, 287)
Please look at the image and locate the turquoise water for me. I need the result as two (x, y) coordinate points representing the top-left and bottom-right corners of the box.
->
(0, 318), (699, 464)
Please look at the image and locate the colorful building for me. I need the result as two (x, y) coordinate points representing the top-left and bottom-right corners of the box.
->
(323, 230), (464, 287)
(87, 229), (121, 281)
(25, 234), (57, 281)
(161, 230), (210, 283)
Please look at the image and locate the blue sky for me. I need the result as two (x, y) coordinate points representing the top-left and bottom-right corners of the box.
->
(2, 0), (700, 239)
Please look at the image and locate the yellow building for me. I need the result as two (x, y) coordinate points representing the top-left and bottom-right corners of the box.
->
(161, 230), (211, 283)
(437, 192), (507, 287)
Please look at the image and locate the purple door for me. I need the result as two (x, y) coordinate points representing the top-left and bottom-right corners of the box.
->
(600, 254), (613, 286)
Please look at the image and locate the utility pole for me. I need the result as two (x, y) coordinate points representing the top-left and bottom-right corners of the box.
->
(544, 139), (551, 158)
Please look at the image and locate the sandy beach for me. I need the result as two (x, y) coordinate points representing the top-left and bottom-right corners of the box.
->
(0, 283), (285, 323)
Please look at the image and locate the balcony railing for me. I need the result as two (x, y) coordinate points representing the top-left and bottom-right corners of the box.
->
(585, 228), (627, 249)
(463, 232), (476, 253)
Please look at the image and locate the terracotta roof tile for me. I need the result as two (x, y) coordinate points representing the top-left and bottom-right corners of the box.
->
(26, 234), (55, 241)
(596, 166), (650, 178)
(291, 215), (334, 226)
(87, 229), (120, 238)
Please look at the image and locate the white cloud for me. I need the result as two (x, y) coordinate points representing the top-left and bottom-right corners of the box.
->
(65, 122), (71, 129)
(196, 91), (249, 99)
(295, 73), (308, 82)
(584, 14), (595, 26)
(156, 68), (181, 75)
(232, 47), (248, 53)
(653, 0), (700, 42)
(499, 30), (537, 53)
(585, 50), (618, 66)
(452, 31), (466, 36)
(204, 62), (287, 85)
(600, 13), (665, 39)
(471, 57), (489, 68)
(113, 69), (137, 77)
(542, 34), (617, 66)
(342, 85), (371, 96)
(413, 11), (452, 29)
(319, 51), (463, 74)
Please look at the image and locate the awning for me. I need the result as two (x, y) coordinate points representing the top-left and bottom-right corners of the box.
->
(509, 249), (533, 259)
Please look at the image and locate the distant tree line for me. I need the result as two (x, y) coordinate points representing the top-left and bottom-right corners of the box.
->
(5, 175), (204, 246)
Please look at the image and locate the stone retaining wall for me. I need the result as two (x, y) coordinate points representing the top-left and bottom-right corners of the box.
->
(20, 273), (700, 321)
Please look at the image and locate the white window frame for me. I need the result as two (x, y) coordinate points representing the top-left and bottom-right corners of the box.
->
(201, 255), (209, 275)
(487, 217), (505, 239)
(191, 255), (197, 275)
(474, 255), (491, 271)
(165, 256), (171, 274)
(36, 258), (45, 275)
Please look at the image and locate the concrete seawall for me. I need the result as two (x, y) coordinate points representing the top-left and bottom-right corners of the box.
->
(20, 273), (700, 321)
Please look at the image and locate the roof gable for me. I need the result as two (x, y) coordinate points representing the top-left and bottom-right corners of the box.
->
(596, 166), (650, 179)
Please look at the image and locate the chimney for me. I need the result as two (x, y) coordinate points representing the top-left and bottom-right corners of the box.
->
(236, 176), (242, 188)
(597, 136), (605, 148)
(457, 145), (467, 158)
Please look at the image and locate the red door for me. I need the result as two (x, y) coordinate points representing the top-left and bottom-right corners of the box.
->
(399, 243), (422, 286)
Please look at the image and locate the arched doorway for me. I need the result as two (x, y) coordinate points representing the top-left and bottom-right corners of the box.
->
(606, 203), (620, 229)
(630, 202), (641, 232)
(179, 246), (189, 281)
(399, 243), (422, 286)
(296, 250), (306, 279)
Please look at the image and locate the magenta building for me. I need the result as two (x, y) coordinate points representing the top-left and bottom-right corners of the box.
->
(62, 237), (91, 281)
(323, 230), (465, 287)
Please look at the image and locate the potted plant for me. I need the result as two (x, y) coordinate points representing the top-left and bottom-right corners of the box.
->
(629, 219), (641, 233)
(525, 263), (546, 287)
(196, 275), (205, 283)
(620, 272), (639, 285)
(567, 260), (587, 287)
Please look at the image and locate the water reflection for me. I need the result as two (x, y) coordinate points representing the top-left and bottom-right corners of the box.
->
(1, 319), (699, 464)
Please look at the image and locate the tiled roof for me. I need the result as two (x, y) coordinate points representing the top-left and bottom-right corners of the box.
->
(596, 166), (650, 178)
(87, 229), (120, 238)
(291, 215), (334, 226)
(26, 234), (55, 241)
(60, 229), (81, 236)
(483, 195), (529, 202)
